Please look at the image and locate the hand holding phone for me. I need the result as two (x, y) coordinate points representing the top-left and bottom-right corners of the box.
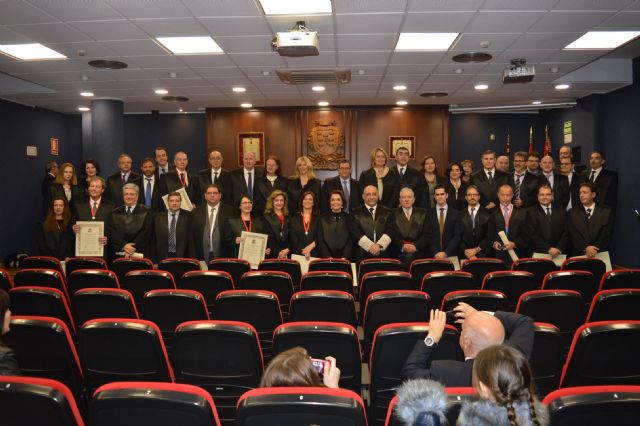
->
(311, 358), (325, 375)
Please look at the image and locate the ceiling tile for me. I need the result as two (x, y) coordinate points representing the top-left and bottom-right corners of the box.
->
(27, 0), (123, 21)
(182, 0), (261, 17)
(339, 51), (392, 65)
(403, 12), (476, 32)
(528, 11), (616, 32)
(198, 16), (272, 36)
(0, 1), (56, 25)
(283, 53), (338, 67)
(68, 20), (149, 40)
(47, 41), (119, 59)
(334, 0), (408, 13)
(266, 15), (334, 34)
(552, 0), (635, 11)
(544, 49), (608, 62)
(426, 74), (473, 83)
(386, 64), (436, 74)
(390, 51), (447, 65)
(193, 67), (244, 78)
(105, 0), (192, 19)
(176, 54), (236, 67)
(146, 67), (200, 79)
(454, 33), (522, 51)
(597, 11), (640, 29)
(480, 0), (557, 11)
(228, 52), (286, 66)
(126, 55), (186, 68)
(509, 32), (583, 49)
(130, 18), (208, 37)
(466, 11), (546, 32)
(8, 22), (92, 43)
(408, 0), (484, 12)
(335, 13), (403, 34)
(215, 36), (273, 53)
(0, 26), (35, 44)
(492, 49), (555, 63)
(336, 34), (397, 51)
(101, 39), (168, 56)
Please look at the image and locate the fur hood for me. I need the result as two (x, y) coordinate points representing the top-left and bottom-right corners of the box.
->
(396, 379), (449, 426)
(457, 399), (549, 426)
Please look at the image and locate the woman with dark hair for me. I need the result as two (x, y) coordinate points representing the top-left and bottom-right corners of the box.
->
(254, 155), (289, 214)
(289, 191), (319, 259)
(461, 159), (475, 183)
(263, 190), (291, 259)
(0, 289), (20, 375)
(358, 147), (400, 208)
(416, 155), (446, 209)
(459, 344), (548, 426)
(260, 346), (340, 388)
(47, 162), (84, 211)
(78, 158), (101, 199)
(316, 189), (353, 260)
(223, 195), (270, 258)
(39, 197), (74, 260)
(287, 156), (321, 213)
(443, 161), (468, 210)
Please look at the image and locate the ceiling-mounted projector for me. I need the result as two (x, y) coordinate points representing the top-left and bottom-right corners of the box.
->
(503, 58), (535, 84)
(271, 21), (319, 57)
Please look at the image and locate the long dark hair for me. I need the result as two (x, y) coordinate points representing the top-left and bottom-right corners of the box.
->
(43, 197), (71, 232)
(0, 289), (10, 339)
(298, 190), (318, 215)
(472, 345), (540, 426)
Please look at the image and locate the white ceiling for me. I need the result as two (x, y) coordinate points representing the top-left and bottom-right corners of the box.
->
(0, 0), (639, 113)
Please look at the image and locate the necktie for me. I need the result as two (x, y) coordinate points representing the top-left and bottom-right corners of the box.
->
(400, 167), (405, 178)
(180, 172), (186, 187)
(405, 209), (411, 221)
(168, 213), (177, 253)
(342, 180), (350, 212)
(487, 171), (493, 183)
(586, 208), (592, 219)
(514, 174), (522, 199)
(369, 207), (375, 217)
(369, 207), (376, 241)
(589, 170), (596, 183)
(122, 173), (127, 183)
(207, 206), (216, 253)
(439, 208), (445, 251)
(470, 207), (476, 230)
(247, 172), (253, 198)
(503, 206), (510, 233)
(145, 178), (152, 208)
(546, 207), (552, 221)
(91, 201), (98, 219)
(546, 173), (553, 188)
(126, 206), (132, 215)
(213, 171), (218, 184)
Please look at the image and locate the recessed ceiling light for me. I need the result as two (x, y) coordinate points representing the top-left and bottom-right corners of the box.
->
(156, 36), (223, 54)
(318, 101), (329, 106)
(241, 103), (253, 108)
(258, 0), (332, 15)
(532, 100), (542, 105)
(78, 107), (90, 112)
(261, 70), (270, 76)
(474, 84), (489, 90)
(564, 31), (640, 50)
(179, 108), (183, 112)
(80, 91), (94, 97)
(395, 33), (459, 51)
(232, 87), (246, 93)
(393, 85), (407, 91)
(555, 84), (570, 90)
(396, 100), (408, 106)
(312, 86), (326, 92)
(155, 89), (168, 95)
(197, 107), (205, 111)
(0, 43), (67, 60)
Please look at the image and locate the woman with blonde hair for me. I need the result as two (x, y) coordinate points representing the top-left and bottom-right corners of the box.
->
(358, 147), (400, 208)
(260, 346), (340, 389)
(287, 156), (321, 213)
(47, 162), (83, 211)
(263, 189), (291, 259)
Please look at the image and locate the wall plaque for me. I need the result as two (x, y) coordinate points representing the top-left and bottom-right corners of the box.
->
(307, 119), (346, 170)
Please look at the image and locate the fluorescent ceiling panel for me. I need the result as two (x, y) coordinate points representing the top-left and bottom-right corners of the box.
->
(564, 31), (640, 50)
(258, 0), (332, 15)
(156, 36), (223, 54)
(395, 33), (459, 51)
(0, 43), (67, 60)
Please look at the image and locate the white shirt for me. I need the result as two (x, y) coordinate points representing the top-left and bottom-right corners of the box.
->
(176, 169), (188, 186)
(590, 166), (603, 181)
(544, 172), (554, 188)
(402, 207), (412, 218)
(436, 204), (448, 221)
(143, 175), (156, 192)
(583, 203), (596, 215)
(167, 209), (180, 227)
(211, 168), (222, 182)
(484, 168), (496, 180)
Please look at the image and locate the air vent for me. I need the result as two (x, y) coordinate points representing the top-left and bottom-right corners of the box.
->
(88, 60), (128, 69)
(276, 68), (351, 85)
(452, 52), (492, 63)
(162, 96), (189, 102)
(420, 92), (448, 98)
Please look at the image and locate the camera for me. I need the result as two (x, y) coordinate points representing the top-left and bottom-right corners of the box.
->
(311, 358), (325, 375)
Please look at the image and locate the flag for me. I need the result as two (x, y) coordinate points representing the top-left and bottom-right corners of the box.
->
(528, 126), (533, 154)
(506, 128), (511, 158)
(543, 125), (552, 157)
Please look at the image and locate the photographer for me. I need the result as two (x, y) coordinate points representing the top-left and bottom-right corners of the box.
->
(260, 346), (341, 389)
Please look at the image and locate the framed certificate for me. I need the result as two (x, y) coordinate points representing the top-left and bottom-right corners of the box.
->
(389, 136), (415, 159)
(238, 132), (265, 166)
(75, 221), (104, 257)
(238, 231), (268, 269)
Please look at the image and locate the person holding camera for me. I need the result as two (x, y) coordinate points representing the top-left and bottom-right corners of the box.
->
(260, 346), (341, 389)
(401, 303), (533, 387)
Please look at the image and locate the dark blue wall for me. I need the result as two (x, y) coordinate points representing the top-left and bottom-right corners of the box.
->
(0, 99), (81, 259)
(449, 113), (547, 164)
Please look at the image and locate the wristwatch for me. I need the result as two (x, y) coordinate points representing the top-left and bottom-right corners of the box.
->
(423, 336), (436, 347)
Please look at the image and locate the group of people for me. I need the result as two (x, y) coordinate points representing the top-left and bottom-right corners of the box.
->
(39, 143), (617, 267)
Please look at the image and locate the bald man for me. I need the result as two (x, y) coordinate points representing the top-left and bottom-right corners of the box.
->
(496, 155), (510, 173)
(401, 303), (534, 386)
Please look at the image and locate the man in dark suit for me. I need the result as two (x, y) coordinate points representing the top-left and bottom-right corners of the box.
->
(541, 155), (570, 209)
(390, 146), (421, 194)
(512, 151), (543, 209)
(197, 150), (232, 206)
(526, 151), (542, 176)
(152, 192), (194, 262)
(428, 185), (463, 259)
(527, 184), (569, 259)
(348, 185), (396, 262)
(73, 176), (113, 256)
(41, 161), (58, 216)
(158, 151), (200, 209)
(470, 150), (515, 209)
(105, 153), (143, 207)
(459, 185), (494, 260)
(568, 182), (614, 257)
(585, 150), (618, 210)
(228, 151), (261, 208)
(320, 159), (361, 213)
(191, 183), (236, 261)
(140, 157), (162, 211)
(106, 182), (153, 258)
(392, 187), (431, 267)
(559, 155), (585, 211)
(402, 304), (534, 386)
(490, 184), (529, 265)
(154, 146), (173, 177)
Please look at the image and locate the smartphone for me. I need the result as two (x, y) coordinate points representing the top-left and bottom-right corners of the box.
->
(310, 358), (325, 375)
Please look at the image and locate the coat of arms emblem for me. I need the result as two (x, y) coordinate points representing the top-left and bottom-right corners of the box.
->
(307, 119), (346, 170)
